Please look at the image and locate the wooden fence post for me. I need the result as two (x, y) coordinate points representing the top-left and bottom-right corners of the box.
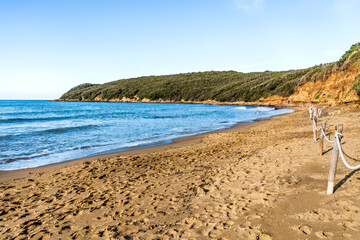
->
(314, 107), (318, 119)
(319, 122), (326, 156)
(313, 116), (318, 141)
(318, 108), (323, 118)
(327, 124), (343, 194)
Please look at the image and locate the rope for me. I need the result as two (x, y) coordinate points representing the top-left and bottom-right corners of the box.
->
(313, 119), (320, 132)
(335, 133), (360, 170)
(310, 111), (359, 170)
(314, 118), (333, 143)
(320, 126), (334, 143)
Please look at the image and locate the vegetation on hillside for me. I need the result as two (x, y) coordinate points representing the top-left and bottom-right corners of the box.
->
(339, 43), (360, 65)
(67, 83), (100, 92)
(60, 43), (360, 102)
(352, 74), (360, 97)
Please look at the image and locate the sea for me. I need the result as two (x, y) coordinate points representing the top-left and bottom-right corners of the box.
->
(0, 100), (293, 170)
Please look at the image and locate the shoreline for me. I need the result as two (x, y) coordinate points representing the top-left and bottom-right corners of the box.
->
(0, 106), (297, 183)
(54, 98), (302, 108)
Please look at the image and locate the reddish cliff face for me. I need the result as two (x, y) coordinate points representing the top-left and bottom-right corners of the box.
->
(288, 64), (360, 106)
(262, 49), (360, 106)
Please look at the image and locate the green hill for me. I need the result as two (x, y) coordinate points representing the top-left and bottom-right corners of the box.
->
(59, 43), (360, 102)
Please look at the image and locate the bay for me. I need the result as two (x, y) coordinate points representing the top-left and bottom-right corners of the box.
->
(0, 100), (293, 170)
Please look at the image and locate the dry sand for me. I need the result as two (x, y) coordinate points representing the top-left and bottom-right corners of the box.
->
(0, 107), (360, 239)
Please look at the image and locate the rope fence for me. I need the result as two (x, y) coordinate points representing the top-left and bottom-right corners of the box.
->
(336, 134), (360, 170)
(308, 105), (360, 194)
(320, 126), (334, 143)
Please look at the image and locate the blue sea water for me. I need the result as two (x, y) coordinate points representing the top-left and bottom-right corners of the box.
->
(0, 100), (293, 170)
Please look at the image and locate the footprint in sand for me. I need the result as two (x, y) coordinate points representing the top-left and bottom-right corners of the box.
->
(315, 231), (333, 239)
(257, 233), (273, 240)
(31, 231), (51, 240)
(342, 220), (360, 231)
(342, 233), (352, 238)
(298, 224), (312, 235)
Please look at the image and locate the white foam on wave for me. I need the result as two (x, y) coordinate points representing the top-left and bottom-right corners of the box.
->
(252, 106), (275, 112)
(235, 106), (275, 112)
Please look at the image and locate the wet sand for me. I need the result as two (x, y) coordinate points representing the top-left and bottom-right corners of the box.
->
(0, 106), (360, 239)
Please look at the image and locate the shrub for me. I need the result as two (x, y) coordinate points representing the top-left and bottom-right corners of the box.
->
(352, 74), (360, 97)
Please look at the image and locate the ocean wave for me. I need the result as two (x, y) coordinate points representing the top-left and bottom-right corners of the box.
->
(0, 112), (135, 124)
(0, 142), (113, 165)
(235, 106), (247, 110)
(41, 124), (99, 134)
(0, 124), (100, 141)
(3, 152), (51, 163)
(0, 116), (73, 123)
(252, 106), (275, 111)
(235, 106), (275, 112)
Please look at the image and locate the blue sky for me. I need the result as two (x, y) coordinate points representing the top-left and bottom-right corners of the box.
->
(1, 0), (360, 100)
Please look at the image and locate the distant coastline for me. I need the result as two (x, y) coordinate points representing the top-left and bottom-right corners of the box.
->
(54, 98), (297, 109)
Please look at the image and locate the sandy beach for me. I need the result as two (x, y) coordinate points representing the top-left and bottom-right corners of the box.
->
(1, 106), (360, 239)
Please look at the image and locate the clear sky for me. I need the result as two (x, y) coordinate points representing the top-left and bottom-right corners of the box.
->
(1, 0), (360, 100)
